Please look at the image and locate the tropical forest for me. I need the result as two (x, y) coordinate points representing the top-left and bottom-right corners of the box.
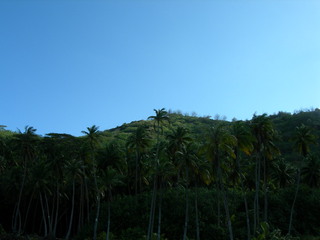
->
(1, 108), (320, 240)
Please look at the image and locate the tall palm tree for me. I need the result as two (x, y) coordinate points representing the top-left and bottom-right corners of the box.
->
(288, 124), (317, 235)
(193, 155), (211, 240)
(167, 126), (192, 183)
(13, 126), (38, 234)
(82, 125), (101, 240)
(41, 133), (75, 239)
(65, 158), (85, 240)
(206, 124), (237, 240)
(231, 121), (254, 240)
(250, 114), (279, 229)
(176, 143), (198, 240)
(99, 166), (124, 240)
(126, 126), (151, 195)
(147, 108), (169, 240)
(29, 157), (51, 238)
(155, 155), (176, 240)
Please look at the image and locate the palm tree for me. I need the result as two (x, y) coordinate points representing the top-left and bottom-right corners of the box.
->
(98, 166), (124, 240)
(270, 158), (294, 188)
(148, 108), (170, 161)
(167, 127), (192, 153)
(13, 126), (38, 234)
(82, 125), (101, 240)
(126, 126), (151, 195)
(155, 155), (176, 240)
(29, 157), (51, 238)
(250, 114), (279, 229)
(147, 108), (169, 240)
(288, 124), (317, 235)
(65, 158), (85, 240)
(167, 126), (192, 182)
(231, 121), (254, 240)
(41, 133), (75, 239)
(176, 143), (198, 240)
(206, 124), (237, 240)
(301, 154), (320, 188)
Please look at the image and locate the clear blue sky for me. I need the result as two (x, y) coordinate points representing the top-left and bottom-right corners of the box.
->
(1, 0), (319, 136)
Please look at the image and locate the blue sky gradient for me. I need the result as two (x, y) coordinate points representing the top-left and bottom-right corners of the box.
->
(1, 0), (319, 135)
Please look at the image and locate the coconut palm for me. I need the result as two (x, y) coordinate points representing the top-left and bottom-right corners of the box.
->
(98, 166), (124, 240)
(270, 158), (294, 188)
(167, 126), (192, 181)
(155, 155), (176, 240)
(250, 114), (279, 228)
(301, 154), (320, 188)
(231, 121), (254, 240)
(147, 108), (169, 240)
(206, 124), (237, 240)
(82, 125), (102, 240)
(196, 156), (212, 240)
(12, 126), (38, 234)
(176, 143), (199, 240)
(65, 158), (85, 240)
(288, 124), (317, 235)
(126, 126), (151, 195)
(41, 133), (76, 238)
(29, 157), (51, 238)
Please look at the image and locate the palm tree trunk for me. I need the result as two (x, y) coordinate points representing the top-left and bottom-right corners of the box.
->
(288, 169), (301, 235)
(235, 153), (251, 240)
(93, 169), (101, 240)
(218, 167), (233, 240)
(183, 188), (189, 240)
(195, 182), (200, 240)
(244, 191), (251, 240)
(183, 167), (189, 240)
(222, 190), (233, 240)
(106, 187), (112, 240)
(66, 180), (75, 240)
(217, 189), (221, 227)
(263, 156), (268, 222)
(53, 185), (60, 238)
(85, 176), (90, 224)
(44, 193), (53, 239)
(147, 176), (158, 240)
(23, 189), (35, 232)
(13, 160), (27, 234)
(254, 155), (261, 233)
(93, 195), (101, 240)
(148, 125), (160, 240)
(78, 182), (84, 233)
(157, 182), (163, 240)
(40, 193), (48, 237)
(135, 150), (140, 196)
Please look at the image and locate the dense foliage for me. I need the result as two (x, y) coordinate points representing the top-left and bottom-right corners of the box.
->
(1, 108), (320, 240)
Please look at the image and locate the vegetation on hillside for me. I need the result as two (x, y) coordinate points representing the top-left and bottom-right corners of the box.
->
(1, 108), (320, 240)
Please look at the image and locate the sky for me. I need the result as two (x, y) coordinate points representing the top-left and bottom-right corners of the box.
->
(1, 0), (319, 136)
